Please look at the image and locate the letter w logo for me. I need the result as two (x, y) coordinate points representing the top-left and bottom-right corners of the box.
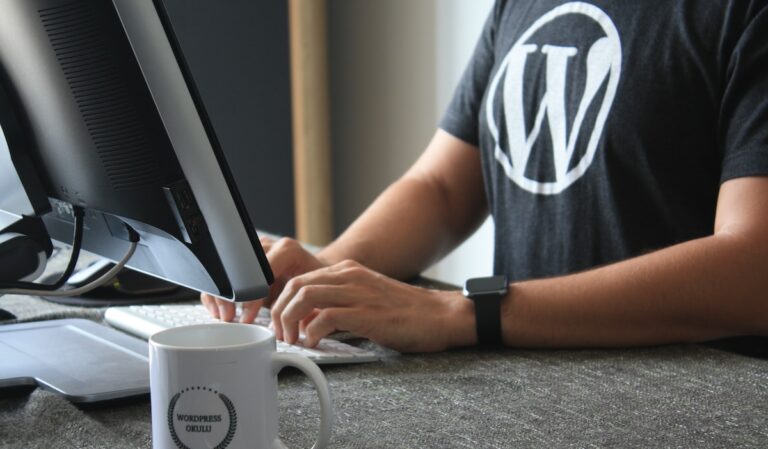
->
(486, 2), (622, 195)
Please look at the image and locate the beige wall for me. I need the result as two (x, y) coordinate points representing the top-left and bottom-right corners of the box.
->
(328, 0), (437, 233)
(327, 0), (494, 283)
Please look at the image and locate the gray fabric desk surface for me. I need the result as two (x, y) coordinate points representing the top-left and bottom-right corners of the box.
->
(2, 284), (768, 448)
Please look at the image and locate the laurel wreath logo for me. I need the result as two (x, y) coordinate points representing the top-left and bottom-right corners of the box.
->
(166, 388), (238, 449)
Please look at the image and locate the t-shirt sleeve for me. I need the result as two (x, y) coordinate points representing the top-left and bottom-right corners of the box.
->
(719, 3), (768, 183)
(438, 2), (501, 146)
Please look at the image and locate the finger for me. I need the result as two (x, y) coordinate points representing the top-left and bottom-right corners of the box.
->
(215, 298), (237, 322)
(239, 299), (264, 323)
(298, 309), (321, 334)
(262, 278), (286, 310)
(259, 235), (275, 253)
(282, 285), (356, 345)
(270, 268), (354, 341)
(261, 239), (309, 318)
(303, 308), (356, 348)
(269, 269), (328, 340)
(200, 293), (219, 319)
(263, 238), (334, 313)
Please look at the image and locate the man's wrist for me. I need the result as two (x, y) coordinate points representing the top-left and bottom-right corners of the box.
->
(442, 290), (478, 348)
(316, 239), (370, 269)
(314, 251), (334, 267)
(463, 276), (508, 347)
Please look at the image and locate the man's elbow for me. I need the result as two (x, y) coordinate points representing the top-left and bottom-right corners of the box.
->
(710, 231), (768, 336)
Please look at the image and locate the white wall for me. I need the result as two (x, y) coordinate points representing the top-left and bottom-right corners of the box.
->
(425, 0), (495, 284)
(328, 0), (495, 285)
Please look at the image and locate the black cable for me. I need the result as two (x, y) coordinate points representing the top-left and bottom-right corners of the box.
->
(0, 226), (139, 297)
(0, 206), (85, 291)
(43, 206), (85, 290)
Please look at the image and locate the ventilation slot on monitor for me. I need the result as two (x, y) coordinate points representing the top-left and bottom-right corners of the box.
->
(39, 1), (161, 191)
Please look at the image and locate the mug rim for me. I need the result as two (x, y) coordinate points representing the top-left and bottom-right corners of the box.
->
(149, 322), (274, 351)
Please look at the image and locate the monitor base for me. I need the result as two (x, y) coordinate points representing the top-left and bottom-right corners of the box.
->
(38, 260), (198, 307)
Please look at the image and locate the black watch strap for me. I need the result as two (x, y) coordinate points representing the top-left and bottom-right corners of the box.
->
(464, 275), (508, 347)
(473, 293), (503, 346)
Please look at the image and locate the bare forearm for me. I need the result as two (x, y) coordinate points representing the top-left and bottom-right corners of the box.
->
(318, 130), (486, 280)
(497, 233), (768, 348)
(318, 176), (469, 279)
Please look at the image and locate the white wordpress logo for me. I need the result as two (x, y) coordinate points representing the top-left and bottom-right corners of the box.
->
(486, 2), (622, 195)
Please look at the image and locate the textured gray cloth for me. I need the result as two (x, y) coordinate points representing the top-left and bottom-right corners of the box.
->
(2, 339), (768, 448)
(2, 254), (768, 447)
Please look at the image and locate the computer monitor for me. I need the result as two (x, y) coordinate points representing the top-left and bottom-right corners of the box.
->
(0, 0), (277, 301)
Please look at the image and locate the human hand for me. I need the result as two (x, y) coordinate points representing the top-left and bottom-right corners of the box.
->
(270, 259), (476, 353)
(200, 237), (327, 323)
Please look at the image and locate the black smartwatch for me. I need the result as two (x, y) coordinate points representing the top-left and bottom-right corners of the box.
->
(463, 275), (508, 347)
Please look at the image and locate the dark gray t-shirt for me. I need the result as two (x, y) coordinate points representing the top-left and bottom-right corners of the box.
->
(440, 0), (768, 281)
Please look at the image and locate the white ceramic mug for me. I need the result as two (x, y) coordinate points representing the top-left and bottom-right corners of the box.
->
(149, 323), (332, 449)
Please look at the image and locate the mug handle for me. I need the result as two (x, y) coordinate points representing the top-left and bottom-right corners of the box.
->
(271, 353), (333, 449)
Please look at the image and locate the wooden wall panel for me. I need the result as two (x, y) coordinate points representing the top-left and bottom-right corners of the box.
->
(289, 0), (333, 245)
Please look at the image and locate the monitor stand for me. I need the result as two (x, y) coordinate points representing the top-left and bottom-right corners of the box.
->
(39, 259), (198, 307)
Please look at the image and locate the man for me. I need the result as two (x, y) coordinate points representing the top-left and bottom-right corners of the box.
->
(203, 0), (768, 352)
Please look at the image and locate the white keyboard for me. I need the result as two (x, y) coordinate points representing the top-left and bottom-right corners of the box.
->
(104, 305), (379, 365)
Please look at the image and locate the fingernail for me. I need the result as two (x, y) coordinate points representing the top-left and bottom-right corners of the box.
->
(218, 305), (228, 321)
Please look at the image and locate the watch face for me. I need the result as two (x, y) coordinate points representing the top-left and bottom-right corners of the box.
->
(465, 275), (508, 295)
